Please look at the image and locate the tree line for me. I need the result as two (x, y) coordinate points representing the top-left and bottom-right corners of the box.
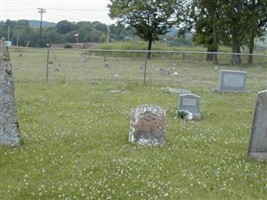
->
(0, 19), (135, 47)
(0, 19), (191, 48)
(108, 0), (267, 64)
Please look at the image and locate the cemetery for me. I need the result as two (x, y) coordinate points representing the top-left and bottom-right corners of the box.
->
(1, 45), (267, 199)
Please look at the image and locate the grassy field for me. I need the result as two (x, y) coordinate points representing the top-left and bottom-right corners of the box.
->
(1, 48), (267, 199)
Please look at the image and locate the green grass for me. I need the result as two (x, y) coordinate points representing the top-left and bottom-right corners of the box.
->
(1, 48), (267, 199)
(1, 82), (267, 199)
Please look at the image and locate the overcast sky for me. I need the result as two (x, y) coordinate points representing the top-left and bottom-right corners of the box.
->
(1, 0), (115, 24)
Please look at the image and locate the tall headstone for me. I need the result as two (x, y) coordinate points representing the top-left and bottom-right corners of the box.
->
(214, 70), (247, 93)
(247, 90), (267, 160)
(0, 39), (20, 146)
(178, 93), (201, 120)
(129, 104), (166, 146)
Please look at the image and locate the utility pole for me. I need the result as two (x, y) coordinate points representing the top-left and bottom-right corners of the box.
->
(7, 25), (10, 41)
(107, 25), (110, 43)
(38, 8), (46, 47)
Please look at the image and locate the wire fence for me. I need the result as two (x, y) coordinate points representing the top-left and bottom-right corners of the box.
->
(8, 47), (267, 90)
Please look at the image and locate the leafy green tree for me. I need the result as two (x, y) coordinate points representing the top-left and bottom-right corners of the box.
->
(56, 20), (78, 34)
(108, 0), (180, 57)
(243, 0), (267, 63)
(109, 24), (134, 42)
(42, 27), (61, 46)
(76, 21), (93, 42)
(188, 0), (267, 65)
(188, 0), (223, 63)
(92, 21), (108, 32)
(218, 0), (266, 65)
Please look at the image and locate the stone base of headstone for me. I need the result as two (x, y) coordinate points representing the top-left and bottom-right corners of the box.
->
(247, 152), (267, 161)
(129, 104), (166, 146)
(0, 40), (20, 147)
(213, 88), (247, 93)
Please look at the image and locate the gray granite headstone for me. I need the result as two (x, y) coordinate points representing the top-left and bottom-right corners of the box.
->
(247, 90), (267, 160)
(0, 41), (20, 146)
(178, 93), (201, 120)
(129, 104), (166, 146)
(214, 70), (247, 93)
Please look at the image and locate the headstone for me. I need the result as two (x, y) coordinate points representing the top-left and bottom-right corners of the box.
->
(0, 40), (20, 146)
(214, 70), (247, 93)
(166, 87), (191, 94)
(162, 53), (166, 60)
(110, 89), (127, 93)
(80, 54), (85, 63)
(247, 90), (267, 160)
(160, 68), (171, 75)
(178, 93), (201, 120)
(129, 104), (166, 146)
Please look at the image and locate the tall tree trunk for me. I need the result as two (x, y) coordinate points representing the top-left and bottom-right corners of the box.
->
(147, 38), (152, 59)
(230, 0), (242, 66)
(206, 45), (217, 62)
(206, 25), (218, 64)
(212, 22), (218, 64)
(231, 36), (241, 66)
(248, 31), (255, 64)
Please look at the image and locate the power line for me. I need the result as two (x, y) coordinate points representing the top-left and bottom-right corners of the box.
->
(3, 8), (108, 12)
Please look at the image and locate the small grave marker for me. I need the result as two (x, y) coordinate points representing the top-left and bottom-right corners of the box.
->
(178, 94), (201, 120)
(214, 70), (247, 93)
(248, 90), (267, 160)
(129, 104), (166, 146)
(166, 87), (191, 94)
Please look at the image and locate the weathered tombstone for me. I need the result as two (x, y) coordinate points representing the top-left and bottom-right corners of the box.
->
(214, 70), (247, 93)
(247, 90), (267, 160)
(104, 63), (110, 69)
(178, 93), (201, 120)
(0, 40), (20, 146)
(160, 68), (171, 75)
(129, 104), (166, 146)
(80, 53), (85, 63)
(161, 53), (166, 61)
(166, 87), (191, 94)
